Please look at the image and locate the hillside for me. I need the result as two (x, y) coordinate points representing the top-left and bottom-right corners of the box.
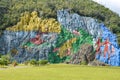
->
(0, 0), (120, 44)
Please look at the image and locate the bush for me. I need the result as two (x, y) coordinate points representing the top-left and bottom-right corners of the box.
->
(24, 60), (48, 66)
(0, 54), (2, 58)
(0, 59), (9, 66)
(39, 60), (48, 65)
(80, 61), (87, 65)
(29, 59), (38, 65)
(0, 55), (10, 66)
(24, 61), (29, 65)
(1, 55), (11, 63)
(0, 59), (3, 65)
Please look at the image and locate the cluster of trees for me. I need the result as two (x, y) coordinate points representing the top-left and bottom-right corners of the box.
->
(0, 0), (120, 44)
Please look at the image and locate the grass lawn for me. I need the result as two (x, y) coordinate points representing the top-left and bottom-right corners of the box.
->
(0, 64), (120, 80)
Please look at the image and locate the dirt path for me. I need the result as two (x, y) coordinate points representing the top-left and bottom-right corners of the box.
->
(0, 65), (29, 70)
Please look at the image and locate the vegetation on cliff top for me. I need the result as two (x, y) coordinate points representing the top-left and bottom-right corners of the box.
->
(0, 0), (120, 43)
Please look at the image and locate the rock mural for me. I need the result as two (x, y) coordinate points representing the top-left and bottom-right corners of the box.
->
(0, 10), (120, 66)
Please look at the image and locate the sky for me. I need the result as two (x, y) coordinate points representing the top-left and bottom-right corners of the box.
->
(92, 0), (120, 16)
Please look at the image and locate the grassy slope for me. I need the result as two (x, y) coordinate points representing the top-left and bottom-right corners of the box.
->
(0, 64), (120, 80)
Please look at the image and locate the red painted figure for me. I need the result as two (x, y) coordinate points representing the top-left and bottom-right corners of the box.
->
(103, 38), (110, 58)
(67, 48), (71, 55)
(95, 38), (101, 55)
(30, 34), (44, 45)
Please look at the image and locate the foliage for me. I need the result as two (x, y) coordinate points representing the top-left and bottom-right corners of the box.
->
(0, 54), (2, 58)
(0, 54), (18, 66)
(24, 60), (48, 66)
(29, 59), (38, 65)
(38, 60), (48, 65)
(0, 0), (120, 43)
(24, 61), (30, 65)
(1, 55), (10, 62)
(0, 55), (10, 66)
(0, 59), (8, 66)
(80, 61), (88, 65)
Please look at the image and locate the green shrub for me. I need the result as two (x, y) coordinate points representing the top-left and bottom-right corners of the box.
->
(0, 55), (11, 66)
(0, 54), (2, 58)
(24, 61), (29, 65)
(1, 55), (10, 63)
(39, 60), (48, 65)
(0, 59), (9, 66)
(0, 59), (3, 65)
(29, 59), (38, 65)
(80, 61), (87, 65)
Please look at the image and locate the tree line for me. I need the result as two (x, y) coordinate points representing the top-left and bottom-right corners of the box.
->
(0, 0), (120, 44)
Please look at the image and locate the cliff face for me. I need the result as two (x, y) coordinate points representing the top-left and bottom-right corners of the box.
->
(57, 10), (120, 66)
(0, 10), (120, 66)
(57, 10), (102, 38)
(0, 31), (58, 62)
(0, 10), (96, 63)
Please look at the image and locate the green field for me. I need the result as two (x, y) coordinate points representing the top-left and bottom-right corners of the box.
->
(0, 64), (120, 80)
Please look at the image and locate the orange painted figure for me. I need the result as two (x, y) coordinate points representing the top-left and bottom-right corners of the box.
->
(103, 38), (110, 58)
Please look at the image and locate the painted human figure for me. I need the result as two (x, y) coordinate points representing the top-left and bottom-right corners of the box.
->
(67, 48), (71, 55)
(103, 38), (111, 58)
(30, 34), (44, 45)
(95, 38), (101, 55)
(73, 30), (80, 36)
